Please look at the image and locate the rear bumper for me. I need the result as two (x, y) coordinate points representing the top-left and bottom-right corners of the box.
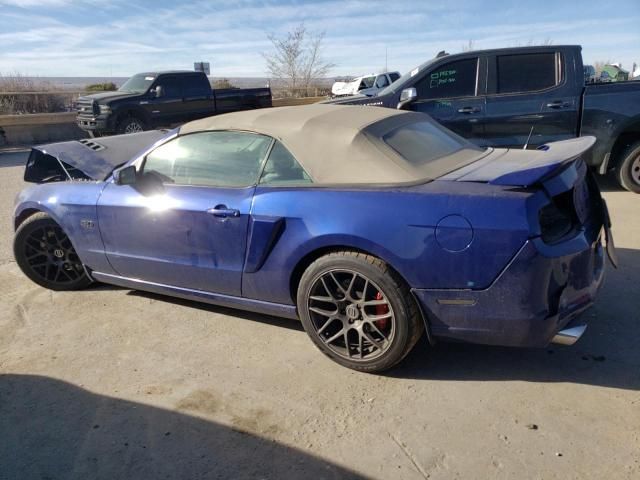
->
(413, 224), (606, 348)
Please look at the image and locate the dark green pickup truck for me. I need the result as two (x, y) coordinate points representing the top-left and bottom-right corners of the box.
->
(328, 45), (640, 192)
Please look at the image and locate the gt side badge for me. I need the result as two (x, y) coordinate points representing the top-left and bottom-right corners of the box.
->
(80, 219), (95, 229)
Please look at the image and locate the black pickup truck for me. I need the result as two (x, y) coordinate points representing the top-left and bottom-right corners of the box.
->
(328, 45), (640, 192)
(76, 71), (272, 138)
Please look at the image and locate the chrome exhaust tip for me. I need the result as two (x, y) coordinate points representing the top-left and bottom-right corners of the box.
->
(551, 324), (587, 346)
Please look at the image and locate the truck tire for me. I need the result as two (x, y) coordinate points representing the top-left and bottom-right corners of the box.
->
(616, 141), (640, 193)
(117, 116), (147, 135)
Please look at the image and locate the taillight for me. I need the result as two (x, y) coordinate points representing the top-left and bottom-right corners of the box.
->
(538, 200), (574, 244)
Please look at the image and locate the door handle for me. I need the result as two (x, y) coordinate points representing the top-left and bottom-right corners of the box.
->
(546, 100), (571, 109)
(207, 205), (240, 218)
(457, 106), (481, 114)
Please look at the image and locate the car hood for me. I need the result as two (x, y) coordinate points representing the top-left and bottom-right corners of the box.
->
(441, 137), (597, 187)
(24, 130), (171, 183)
(78, 91), (140, 103)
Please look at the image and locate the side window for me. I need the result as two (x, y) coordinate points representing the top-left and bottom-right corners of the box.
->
(359, 76), (376, 90)
(143, 131), (272, 187)
(415, 58), (478, 99)
(375, 75), (389, 88)
(496, 53), (558, 94)
(259, 141), (312, 185)
(389, 72), (400, 82)
(155, 76), (182, 98)
(182, 75), (211, 97)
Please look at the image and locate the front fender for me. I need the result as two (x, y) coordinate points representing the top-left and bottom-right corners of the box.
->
(13, 182), (116, 275)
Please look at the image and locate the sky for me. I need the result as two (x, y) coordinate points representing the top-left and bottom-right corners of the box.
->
(0, 0), (639, 78)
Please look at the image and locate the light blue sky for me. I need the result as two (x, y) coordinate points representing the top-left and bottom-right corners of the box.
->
(1, 0), (639, 78)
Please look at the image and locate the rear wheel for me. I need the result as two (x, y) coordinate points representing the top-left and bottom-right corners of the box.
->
(615, 141), (640, 193)
(14, 213), (92, 291)
(117, 115), (147, 135)
(297, 251), (424, 373)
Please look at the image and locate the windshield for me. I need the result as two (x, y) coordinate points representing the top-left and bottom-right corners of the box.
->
(360, 76), (376, 88)
(382, 120), (485, 179)
(377, 57), (439, 96)
(118, 74), (155, 94)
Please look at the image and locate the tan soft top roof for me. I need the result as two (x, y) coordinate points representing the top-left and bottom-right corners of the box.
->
(179, 104), (434, 184)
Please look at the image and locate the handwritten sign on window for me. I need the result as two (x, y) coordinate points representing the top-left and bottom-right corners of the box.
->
(429, 69), (457, 89)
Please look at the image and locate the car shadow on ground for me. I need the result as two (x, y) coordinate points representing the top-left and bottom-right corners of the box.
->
(87, 251), (638, 391)
(391, 247), (640, 390)
(0, 374), (364, 480)
(125, 289), (305, 332)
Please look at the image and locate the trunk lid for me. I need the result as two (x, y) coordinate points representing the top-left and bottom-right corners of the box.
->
(442, 136), (597, 188)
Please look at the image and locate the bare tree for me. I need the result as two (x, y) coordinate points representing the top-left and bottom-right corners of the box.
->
(263, 23), (334, 95)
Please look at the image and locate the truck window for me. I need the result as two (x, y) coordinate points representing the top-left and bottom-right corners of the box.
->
(182, 75), (211, 97)
(389, 72), (400, 82)
(415, 58), (478, 99)
(496, 53), (557, 94)
(375, 75), (390, 88)
(360, 76), (376, 90)
(155, 76), (182, 98)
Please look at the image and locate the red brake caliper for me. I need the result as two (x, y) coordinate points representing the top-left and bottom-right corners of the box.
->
(374, 291), (389, 331)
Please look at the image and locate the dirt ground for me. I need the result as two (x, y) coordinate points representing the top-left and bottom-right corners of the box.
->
(0, 150), (638, 480)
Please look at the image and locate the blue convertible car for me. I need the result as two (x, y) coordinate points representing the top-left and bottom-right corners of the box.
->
(13, 105), (615, 372)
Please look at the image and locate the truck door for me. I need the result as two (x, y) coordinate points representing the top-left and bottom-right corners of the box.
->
(146, 75), (185, 127)
(180, 74), (214, 121)
(483, 51), (579, 148)
(407, 56), (486, 145)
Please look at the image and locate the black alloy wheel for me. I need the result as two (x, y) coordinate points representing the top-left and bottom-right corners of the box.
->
(14, 213), (92, 291)
(297, 251), (424, 373)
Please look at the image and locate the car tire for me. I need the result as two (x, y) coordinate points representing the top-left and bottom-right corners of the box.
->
(297, 251), (424, 373)
(616, 141), (640, 193)
(14, 213), (92, 291)
(116, 115), (147, 135)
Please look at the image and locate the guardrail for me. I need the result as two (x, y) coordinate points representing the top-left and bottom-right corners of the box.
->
(0, 96), (326, 147)
(0, 112), (77, 127)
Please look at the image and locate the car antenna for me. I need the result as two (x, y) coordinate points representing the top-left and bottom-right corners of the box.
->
(436, 50), (449, 58)
(523, 126), (534, 149)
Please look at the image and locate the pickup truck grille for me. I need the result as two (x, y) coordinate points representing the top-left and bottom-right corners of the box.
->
(76, 97), (98, 117)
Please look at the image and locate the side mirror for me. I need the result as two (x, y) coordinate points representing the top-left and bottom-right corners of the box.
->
(154, 86), (164, 98)
(114, 165), (137, 185)
(397, 87), (417, 110)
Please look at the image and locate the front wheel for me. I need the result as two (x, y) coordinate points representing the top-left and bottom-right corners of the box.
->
(14, 213), (92, 291)
(616, 141), (640, 193)
(297, 251), (424, 373)
(116, 116), (147, 135)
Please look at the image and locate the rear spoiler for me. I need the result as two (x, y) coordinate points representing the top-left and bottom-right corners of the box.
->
(490, 137), (597, 187)
(442, 136), (597, 188)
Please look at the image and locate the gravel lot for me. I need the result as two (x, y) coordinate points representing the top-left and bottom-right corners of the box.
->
(1, 150), (638, 480)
